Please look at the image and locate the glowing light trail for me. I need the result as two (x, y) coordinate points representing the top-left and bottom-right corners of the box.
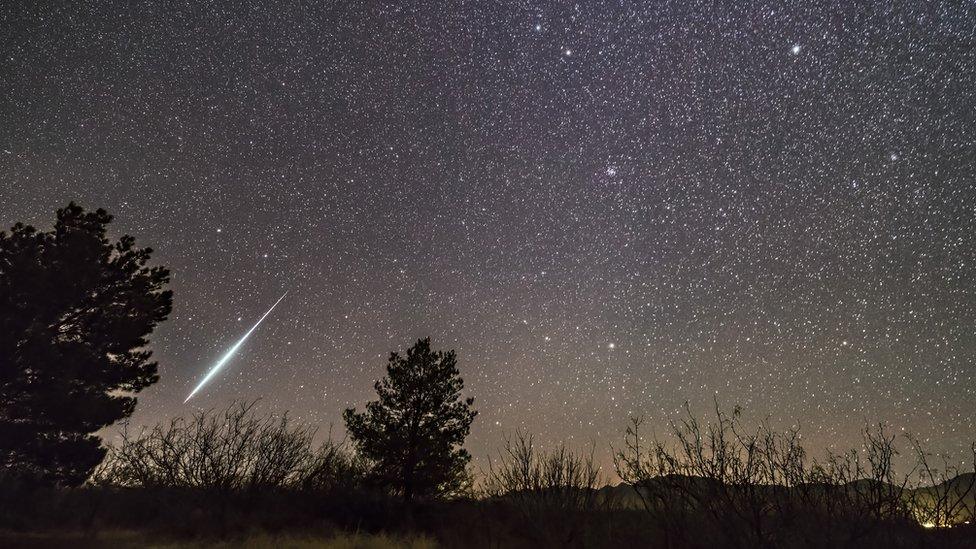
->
(184, 292), (288, 403)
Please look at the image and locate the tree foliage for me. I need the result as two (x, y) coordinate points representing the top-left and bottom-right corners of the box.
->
(343, 338), (477, 500)
(0, 203), (172, 485)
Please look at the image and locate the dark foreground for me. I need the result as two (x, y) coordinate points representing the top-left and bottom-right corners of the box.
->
(1, 484), (975, 549)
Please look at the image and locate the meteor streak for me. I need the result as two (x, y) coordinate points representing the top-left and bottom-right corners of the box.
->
(184, 292), (288, 403)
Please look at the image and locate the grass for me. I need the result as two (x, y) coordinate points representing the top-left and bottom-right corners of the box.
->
(0, 530), (438, 549)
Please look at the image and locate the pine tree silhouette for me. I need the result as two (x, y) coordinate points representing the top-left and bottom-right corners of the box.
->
(0, 203), (172, 485)
(343, 338), (477, 500)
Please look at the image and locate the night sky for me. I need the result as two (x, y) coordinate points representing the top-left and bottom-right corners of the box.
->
(1, 2), (974, 467)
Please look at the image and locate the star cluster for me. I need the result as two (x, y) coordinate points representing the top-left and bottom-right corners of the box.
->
(1, 1), (974, 465)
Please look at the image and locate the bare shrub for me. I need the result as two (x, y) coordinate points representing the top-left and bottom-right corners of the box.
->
(95, 401), (360, 492)
(612, 405), (815, 547)
(798, 424), (916, 545)
(614, 404), (975, 548)
(482, 430), (603, 546)
(906, 438), (976, 528)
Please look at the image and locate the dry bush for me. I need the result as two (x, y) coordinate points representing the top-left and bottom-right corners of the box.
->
(613, 403), (975, 548)
(94, 401), (361, 492)
(612, 405), (814, 547)
(482, 429), (603, 546)
(906, 437), (976, 527)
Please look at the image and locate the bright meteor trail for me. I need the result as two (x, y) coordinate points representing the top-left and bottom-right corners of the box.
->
(184, 292), (288, 403)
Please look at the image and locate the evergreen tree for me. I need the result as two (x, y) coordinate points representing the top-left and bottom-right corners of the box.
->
(0, 203), (172, 485)
(343, 338), (477, 500)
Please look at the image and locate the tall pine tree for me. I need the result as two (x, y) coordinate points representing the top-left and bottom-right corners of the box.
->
(0, 203), (172, 485)
(343, 338), (477, 500)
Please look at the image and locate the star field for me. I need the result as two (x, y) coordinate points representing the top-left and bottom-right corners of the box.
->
(1, 1), (974, 467)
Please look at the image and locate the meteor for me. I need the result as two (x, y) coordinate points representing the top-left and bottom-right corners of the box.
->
(184, 292), (288, 403)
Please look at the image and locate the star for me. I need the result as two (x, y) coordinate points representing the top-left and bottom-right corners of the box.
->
(3, 0), (970, 476)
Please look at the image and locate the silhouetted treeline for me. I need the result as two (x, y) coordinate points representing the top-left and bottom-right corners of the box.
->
(2, 402), (974, 548)
(2, 205), (974, 547)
